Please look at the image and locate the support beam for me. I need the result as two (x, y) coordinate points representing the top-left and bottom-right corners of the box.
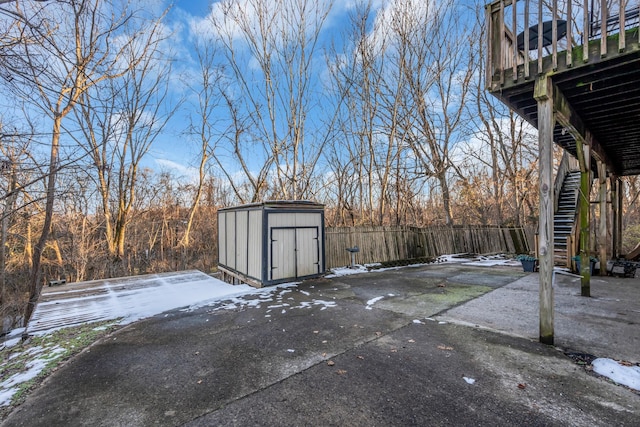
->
(612, 175), (619, 258)
(552, 86), (619, 176)
(534, 76), (555, 345)
(598, 162), (607, 276)
(575, 139), (591, 296)
(615, 178), (624, 258)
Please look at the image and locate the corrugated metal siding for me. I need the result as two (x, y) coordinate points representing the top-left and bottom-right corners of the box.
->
(225, 212), (236, 270)
(268, 213), (296, 228)
(248, 210), (262, 280)
(236, 210), (248, 275)
(218, 212), (226, 266)
(294, 213), (322, 227)
(268, 212), (322, 228)
(218, 203), (324, 285)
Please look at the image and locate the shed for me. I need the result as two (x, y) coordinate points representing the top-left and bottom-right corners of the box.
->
(217, 201), (325, 287)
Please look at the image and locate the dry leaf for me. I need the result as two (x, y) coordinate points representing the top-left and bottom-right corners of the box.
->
(313, 330), (319, 334)
(619, 360), (633, 366)
(337, 369), (347, 375)
(356, 355), (365, 360)
(375, 331), (382, 336)
(437, 345), (454, 351)
(517, 383), (526, 389)
(327, 360), (335, 366)
(391, 348), (398, 353)
(437, 284), (446, 288)
(322, 352), (327, 357)
(197, 380), (203, 384)
(408, 339), (416, 343)
(194, 351), (200, 355)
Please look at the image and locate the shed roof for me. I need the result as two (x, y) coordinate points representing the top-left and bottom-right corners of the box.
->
(218, 200), (324, 212)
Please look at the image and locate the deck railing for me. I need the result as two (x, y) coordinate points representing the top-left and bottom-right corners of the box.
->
(486, 0), (640, 89)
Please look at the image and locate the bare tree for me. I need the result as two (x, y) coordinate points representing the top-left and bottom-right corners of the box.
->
(74, 13), (174, 264)
(207, 0), (334, 201)
(1, 0), (167, 319)
(327, 1), (414, 226)
(384, 0), (474, 226)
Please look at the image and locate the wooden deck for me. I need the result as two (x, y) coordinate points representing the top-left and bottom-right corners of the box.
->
(487, 0), (640, 176)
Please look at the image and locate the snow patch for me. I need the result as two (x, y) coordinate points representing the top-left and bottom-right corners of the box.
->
(28, 272), (261, 336)
(365, 296), (385, 310)
(0, 345), (64, 407)
(326, 265), (369, 277)
(592, 358), (640, 391)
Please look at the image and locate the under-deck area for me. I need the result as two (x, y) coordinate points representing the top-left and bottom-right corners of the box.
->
(487, 0), (640, 174)
(486, 0), (640, 344)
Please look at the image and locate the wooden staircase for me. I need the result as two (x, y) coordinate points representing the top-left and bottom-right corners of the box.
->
(554, 171), (580, 266)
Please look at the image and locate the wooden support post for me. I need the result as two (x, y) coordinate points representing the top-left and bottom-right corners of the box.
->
(598, 161), (607, 275)
(575, 139), (591, 296)
(611, 175), (619, 258)
(534, 76), (555, 345)
(616, 178), (624, 258)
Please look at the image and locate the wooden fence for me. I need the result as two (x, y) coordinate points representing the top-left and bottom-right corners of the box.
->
(325, 226), (531, 269)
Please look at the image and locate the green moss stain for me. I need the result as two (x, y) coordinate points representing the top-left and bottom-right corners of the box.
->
(428, 284), (493, 306)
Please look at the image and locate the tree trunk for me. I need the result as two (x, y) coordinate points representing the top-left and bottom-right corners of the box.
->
(26, 115), (61, 322)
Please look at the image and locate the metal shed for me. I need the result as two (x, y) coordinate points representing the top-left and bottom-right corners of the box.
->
(217, 201), (325, 287)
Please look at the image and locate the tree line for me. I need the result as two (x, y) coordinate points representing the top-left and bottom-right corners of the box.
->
(2, 0), (640, 332)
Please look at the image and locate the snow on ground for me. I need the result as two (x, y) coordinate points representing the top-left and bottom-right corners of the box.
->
(592, 358), (640, 391)
(183, 283), (338, 316)
(327, 253), (521, 278)
(3, 264), (637, 410)
(365, 294), (395, 310)
(1, 271), (299, 408)
(26, 271), (258, 337)
(325, 265), (370, 277)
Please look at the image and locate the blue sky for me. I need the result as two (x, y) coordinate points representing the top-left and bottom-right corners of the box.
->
(147, 0), (362, 179)
(173, 0), (211, 17)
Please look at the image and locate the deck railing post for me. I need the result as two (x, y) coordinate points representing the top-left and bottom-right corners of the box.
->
(552, 0), (558, 70)
(583, 0), (590, 61)
(538, 0), (544, 73)
(601, 0), (608, 56)
(619, 0), (627, 51)
(513, 0), (518, 80)
(499, 0), (506, 84)
(567, 0), (573, 67)
(486, 4), (493, 89)
(524, 0), (530, 77)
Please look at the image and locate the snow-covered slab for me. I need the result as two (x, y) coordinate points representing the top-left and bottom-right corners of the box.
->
(27, 270), (255, 336)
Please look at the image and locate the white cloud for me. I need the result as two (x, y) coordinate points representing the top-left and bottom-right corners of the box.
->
(155, 158), (199, 182)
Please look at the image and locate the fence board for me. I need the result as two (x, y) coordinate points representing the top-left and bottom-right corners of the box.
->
(325, 226), (531, 269)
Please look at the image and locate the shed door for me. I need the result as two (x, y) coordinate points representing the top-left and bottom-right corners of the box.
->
(270, 227), (320, 281)
(295, 228), (320, 277)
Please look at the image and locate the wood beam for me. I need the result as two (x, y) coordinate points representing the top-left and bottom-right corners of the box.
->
(614, 178), (624, 258)
(551, 85), (619, 176)
(534, 76), (555, 345)
(611, 175), (619, 258)
(575, 138), (591, 296)
(598, 161), (607, 275)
